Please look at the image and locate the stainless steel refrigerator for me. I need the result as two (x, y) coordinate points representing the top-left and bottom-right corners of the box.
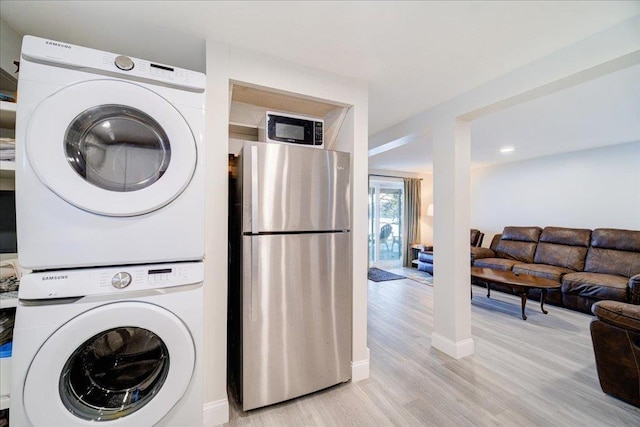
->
(228, 142), (352, 411)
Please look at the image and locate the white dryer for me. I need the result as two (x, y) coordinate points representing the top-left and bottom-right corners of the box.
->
(10, 261), (203, 426)
(15, 36), (206, 270)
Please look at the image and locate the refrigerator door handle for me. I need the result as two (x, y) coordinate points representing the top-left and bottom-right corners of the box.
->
(251, 145), (259, 234)
(251, 236), (259, 323)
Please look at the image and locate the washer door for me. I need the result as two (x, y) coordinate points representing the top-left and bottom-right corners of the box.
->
(23, 302), (195, 426)
(25, 80), (197, 216)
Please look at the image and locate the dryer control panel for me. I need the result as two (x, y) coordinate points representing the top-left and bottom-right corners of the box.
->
(20, 35), (206, 92)
(18, 261), (204, 300)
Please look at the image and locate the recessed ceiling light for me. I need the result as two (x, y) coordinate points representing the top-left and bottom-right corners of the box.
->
(500, 146), (515, 154)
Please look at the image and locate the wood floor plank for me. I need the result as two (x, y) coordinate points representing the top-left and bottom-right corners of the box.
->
(226, 270), (640, 426)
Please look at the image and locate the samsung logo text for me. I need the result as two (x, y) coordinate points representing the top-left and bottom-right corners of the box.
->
(46, 41), (71, 49)
(42, 275), (68, 281)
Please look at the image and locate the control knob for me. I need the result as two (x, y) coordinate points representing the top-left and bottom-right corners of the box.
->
(114, 55), (134, 71)
(112, 272), (132, 289)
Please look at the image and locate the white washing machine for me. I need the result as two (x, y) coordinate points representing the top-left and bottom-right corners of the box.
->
(10, 261), (203, 426)
(15, 36), (206, 270)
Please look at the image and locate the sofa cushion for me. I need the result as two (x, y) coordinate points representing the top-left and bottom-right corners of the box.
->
(562, 272), (628, 302)
(540, 226), (591, 246)
(592, 300), (640, 333)
(417, 261), (433, 274)
(534, 243), (588, 271)
(495, 240), (538, 263)
(501, 226), (542, 242)
(418, 251), (434, 263)
(473, 258), (519, 271)
(584, 229), (640, 278)
(494, 226), (541, 263)
(470, 247), (494, 260)
(533, 227), (591, 271)
(512, 263), (572, 282)
(591, 228), (640, 252)
(585, 248), (640, 278)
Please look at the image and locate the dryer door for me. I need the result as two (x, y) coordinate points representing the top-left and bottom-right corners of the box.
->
(23, 302), (195, 426)
(25, 79), (198, 216)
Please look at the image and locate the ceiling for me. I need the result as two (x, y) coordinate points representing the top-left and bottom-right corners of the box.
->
(1, 1), (638, 172)
(369, 63), (640, 172)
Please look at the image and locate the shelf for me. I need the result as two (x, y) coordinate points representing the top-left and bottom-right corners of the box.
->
(229, 123), (259, 141)
(0, 160), (15, 171)
(0, 101), (17, 128)
(0, 294), (18, 309)
(0, 160), (15, 181)
(231, 85), (338, 118)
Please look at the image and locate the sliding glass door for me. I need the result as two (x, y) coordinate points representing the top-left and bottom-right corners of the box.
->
(368, 179), (404, 267)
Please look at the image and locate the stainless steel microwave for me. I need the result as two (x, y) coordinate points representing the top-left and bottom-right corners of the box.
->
(259, 112), (324, 148)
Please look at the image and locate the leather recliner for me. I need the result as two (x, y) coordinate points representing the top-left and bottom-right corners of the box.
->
(590, 300), (640, 408)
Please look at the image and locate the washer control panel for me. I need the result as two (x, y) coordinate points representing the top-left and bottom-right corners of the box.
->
(98, 264), (197, 290)
(18, 261), (204, 300)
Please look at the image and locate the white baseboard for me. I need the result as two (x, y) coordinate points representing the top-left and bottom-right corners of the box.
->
(203, 398), (229, 426)
(431, 333), (475, 359)
(351, 347), (370, 382)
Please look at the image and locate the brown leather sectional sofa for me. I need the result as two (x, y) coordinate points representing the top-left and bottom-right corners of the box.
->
(471, 226), (640, 314)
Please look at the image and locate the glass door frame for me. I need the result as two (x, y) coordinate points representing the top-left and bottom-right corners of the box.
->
(368, 177), (404, 268)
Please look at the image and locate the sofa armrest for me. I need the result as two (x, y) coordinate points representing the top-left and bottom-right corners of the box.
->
(630, 274), (640, 305)
(470, 246), (495, 260)
(592, 300), (640, 332)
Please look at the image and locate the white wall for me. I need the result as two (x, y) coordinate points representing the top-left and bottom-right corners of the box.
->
(472, 142), (640, 244)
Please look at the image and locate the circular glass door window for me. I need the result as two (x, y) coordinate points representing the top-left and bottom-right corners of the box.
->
(59, 327), (170, 421)
(25, 80), (198, 216)
(65, 105), (171, 192)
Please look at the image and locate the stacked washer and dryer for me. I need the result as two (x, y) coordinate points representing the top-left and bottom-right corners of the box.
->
(11, 36), (206, 426)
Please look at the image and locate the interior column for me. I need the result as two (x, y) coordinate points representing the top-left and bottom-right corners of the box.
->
(431, 119), (474, 359)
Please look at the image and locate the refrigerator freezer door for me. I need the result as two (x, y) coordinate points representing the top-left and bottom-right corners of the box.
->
(242, 143), (350, 233)
(242, 232), (352, 410)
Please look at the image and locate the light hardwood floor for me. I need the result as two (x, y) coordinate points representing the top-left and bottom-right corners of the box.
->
(226, 272), (640, 426)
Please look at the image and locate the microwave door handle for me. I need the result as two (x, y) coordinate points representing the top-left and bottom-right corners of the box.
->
(251, 145), (259, 234)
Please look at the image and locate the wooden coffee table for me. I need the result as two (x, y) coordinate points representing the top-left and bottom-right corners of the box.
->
(470, 267), (562, 320)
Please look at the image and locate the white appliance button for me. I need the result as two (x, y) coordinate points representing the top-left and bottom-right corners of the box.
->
(112, 272), (132, 289)
(114, 55), (135, 71)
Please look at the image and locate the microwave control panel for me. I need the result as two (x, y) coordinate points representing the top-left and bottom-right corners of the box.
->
(314, 121), (324, 146)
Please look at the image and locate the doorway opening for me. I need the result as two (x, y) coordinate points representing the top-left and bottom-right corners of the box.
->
(368, 179), (404, 268)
